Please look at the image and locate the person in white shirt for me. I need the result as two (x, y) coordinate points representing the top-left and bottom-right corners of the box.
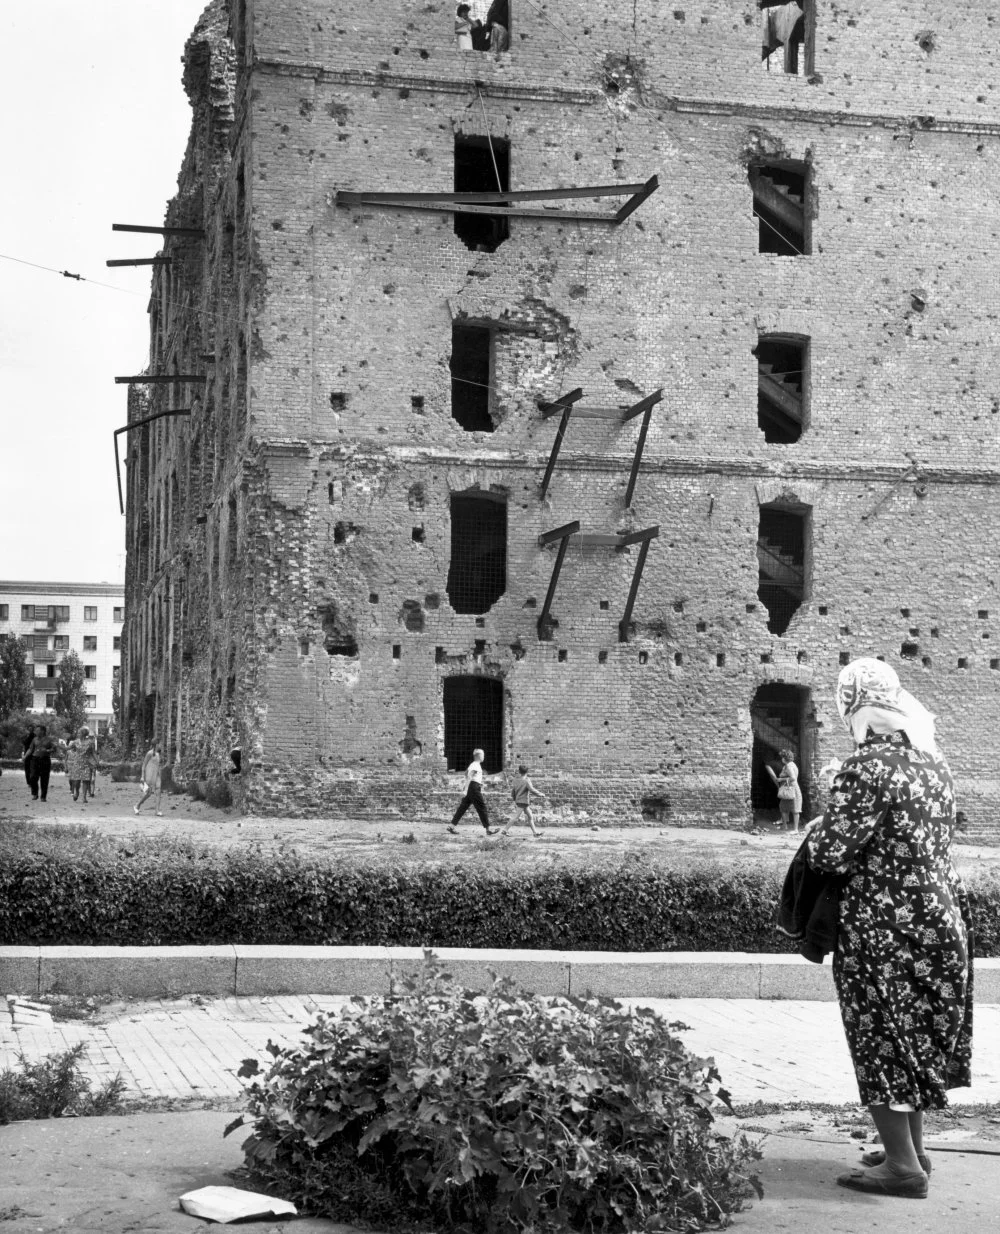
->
(447, 748), (499, 834)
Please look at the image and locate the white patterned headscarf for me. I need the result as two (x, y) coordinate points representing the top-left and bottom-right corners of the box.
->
(835, 657), (938, 755)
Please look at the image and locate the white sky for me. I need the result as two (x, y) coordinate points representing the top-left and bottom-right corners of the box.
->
(0, 1), (209, 585)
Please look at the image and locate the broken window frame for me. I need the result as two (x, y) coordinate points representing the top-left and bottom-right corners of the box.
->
(754, 334), (808, 443)
(451, 321), (496, 432)
(454, 134), (511, 252)
(757, 502), (811, 636)
(749, 161), (809, 256)
(760, 0), (813, 77)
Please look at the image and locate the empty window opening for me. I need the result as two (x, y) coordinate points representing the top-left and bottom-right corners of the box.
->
(674, 652), (683, 665)
(447, 489), (507, 614)
(599, 600), (609, 610)
(757, 504), (809, 636)
(443, 675), (503, 772)
(454, 135), (509, 252)
(598, 650), (608, 663)
(638, 651), (648, 665)
(839, 651), (850, 666)
(392, 644), (401, 659)
(755, 335), (807, 443)
(411, 395), (425, 412)
(558, 649), (568, 662)
(320, 603), (358, 657)
(958, 658), (968, 669)
(761, 0), (808, 76)
(751, 682), (811, 817)
(901, 641), (919, 660)
(330, 392), (347, 410)
(451, 322), (494, 431)
(750, 162), (808, 255)
(412, 526), (426, 543)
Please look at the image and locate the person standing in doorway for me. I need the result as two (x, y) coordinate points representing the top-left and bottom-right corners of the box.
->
(767, 747), (802, 832)
(447, 747), (499, 834)
(25, 724), (54, 802)
(134, 740), (164, 816)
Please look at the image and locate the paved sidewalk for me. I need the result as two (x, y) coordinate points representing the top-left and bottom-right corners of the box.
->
(3, 995), (999, 1109)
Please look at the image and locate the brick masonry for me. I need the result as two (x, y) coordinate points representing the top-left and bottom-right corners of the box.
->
(122, 1), (1000, 834)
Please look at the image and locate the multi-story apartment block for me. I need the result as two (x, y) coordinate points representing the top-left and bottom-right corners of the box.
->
(122, 0), (999, 831)
(0, 581), (124, 729)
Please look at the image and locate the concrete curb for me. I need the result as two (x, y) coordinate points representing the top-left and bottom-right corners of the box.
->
(2, 946), (998, 1002)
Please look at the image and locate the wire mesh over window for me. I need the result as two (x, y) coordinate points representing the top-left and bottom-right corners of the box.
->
(443, 675), (504, 773)
(451, 323), (494, 431)
(757, 504), (807, 635)
(454, 135), (509, 252)
(750, 682), (809, 812)
(447, 490), (507, 614)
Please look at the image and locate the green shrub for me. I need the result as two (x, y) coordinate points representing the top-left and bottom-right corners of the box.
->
(109, 761), (141, 783)
(0, 1043), (126, 1124)
(227, 956), (762, 1233)
(205, 779), (233, 809)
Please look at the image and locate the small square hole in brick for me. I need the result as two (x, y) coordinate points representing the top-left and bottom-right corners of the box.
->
(716, 652), (726, 667)
(901, 641), (919, 659)
(674, 652), (682, 665)
(818, 606), (828, 615)
(991, 659), (999, 670)
(797, 650), (808, 663)
(931, 627), (939, 637)
(696, 621), (707, 632)
(411, 395), (425, 412)
(746, 603), (757, 613)
(558, 649), (568, 662)
(979, 610), (989, 619)
(958, 658), (968, 668)
(475, 616), (485, 627)
(598, 650), (608, 663)
(412, 526), (425, 543)
(760, 653), (771, 663)
(900, 608), (910, 617)
(599, 600), (609, 610)
(392, 645), (401, 659)
(638, 651), (648, 665)
(330, 392), (347, 410)
(922, 656), (933, 668)
(369, 593), (379, 603)
(839, 652), (850, 666)
(673, 601), (684, 613)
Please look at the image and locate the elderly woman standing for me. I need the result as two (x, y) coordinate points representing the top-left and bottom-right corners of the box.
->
(767, 747), (802, 832)
(807, 658), (972, 1199)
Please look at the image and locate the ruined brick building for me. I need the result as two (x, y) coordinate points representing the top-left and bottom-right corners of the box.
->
(122, 0), (1000, 829)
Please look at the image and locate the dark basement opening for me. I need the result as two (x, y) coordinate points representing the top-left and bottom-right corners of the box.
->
(443, 674), (504, 772)
(454, 135), (510, 252)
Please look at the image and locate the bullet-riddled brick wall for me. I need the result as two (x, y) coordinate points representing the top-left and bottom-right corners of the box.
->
(124, 0), (1000, 833)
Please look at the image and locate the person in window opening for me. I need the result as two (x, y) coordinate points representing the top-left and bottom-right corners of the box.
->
(24, 724), (54, 802)
(767, 747), (801, 832)
(447, 747), (500, 835)
(485, 0), (510, 54)
(455, 3), (479, 49)
(806, 657), (973, 1199)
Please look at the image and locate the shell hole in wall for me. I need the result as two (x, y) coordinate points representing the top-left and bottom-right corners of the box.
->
(900, 642), (919, 659)
(922, 656), (933, 668)
(598, 650), (608, 663)
(330, 392), (347, 410)
(979, 610), (989, 619)
(599, 600), (609, 610)
(558, 649), (568, 662)
(717, 652), (726, 666)
(958, 658), (968, 668)
(369, 593), (379, 603)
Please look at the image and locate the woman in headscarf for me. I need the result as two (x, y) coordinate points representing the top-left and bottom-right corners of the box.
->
(807, 657), (972, 1199)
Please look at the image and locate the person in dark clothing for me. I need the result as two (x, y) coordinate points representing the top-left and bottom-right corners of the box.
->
(25, 724), (54, 802)
(485, 0), (510, 52)
(447, 747), (499, 834)
(21, 730), (34, 791)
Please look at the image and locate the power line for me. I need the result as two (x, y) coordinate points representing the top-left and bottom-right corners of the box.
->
(0, 251), (144, 295)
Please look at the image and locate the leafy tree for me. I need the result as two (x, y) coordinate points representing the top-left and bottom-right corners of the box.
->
(52, 650), (88, 733)
(0, 635), (32, 721)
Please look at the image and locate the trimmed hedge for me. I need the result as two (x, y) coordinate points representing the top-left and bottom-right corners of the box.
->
(1, 838), (999, 954)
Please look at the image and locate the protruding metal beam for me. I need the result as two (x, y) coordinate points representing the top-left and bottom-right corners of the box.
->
(615, 525), (660, 553)
(337, 182), (652, 205)
(538, 391), (583, 502)
(618, 527), (660, 642)
(112, 224), (205, 237)
(623, 400), (657, 509)
(620, 388), (663, 423)
(538, 388), (584, 419)
(615, 175), (660, 224)
(537, 521), (580, 641)
(113, 409), (192, 515)
(114, 375), (207, 384)
(106, 257), (171, 267)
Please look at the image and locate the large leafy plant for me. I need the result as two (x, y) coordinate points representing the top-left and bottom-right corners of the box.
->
(227, 955), (761, 1232)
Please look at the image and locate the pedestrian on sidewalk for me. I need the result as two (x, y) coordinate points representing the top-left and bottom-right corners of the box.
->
(21, 728), (34, 794)
(806, 657), (973, 1201)
(134, 740), (164, 817)
(78, 727), (98, 805)
(24, 724), (54, 802)
(66, 727), (86, 801)
(447, 747), (499, 834)
(504, 764), (547, 837)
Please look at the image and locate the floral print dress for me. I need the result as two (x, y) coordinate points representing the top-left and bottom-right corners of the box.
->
(807, 731), (973, 1109)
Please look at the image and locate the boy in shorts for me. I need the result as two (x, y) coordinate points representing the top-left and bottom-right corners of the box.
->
(504, 764), (547, 837)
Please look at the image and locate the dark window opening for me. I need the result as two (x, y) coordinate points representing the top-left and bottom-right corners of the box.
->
(454, 135), (509, 252)
(451, 322), (494, 431)
(755, 335), (807, 442)
(320, 603), (358, 657)
(757, 504), (808, 635)
(761, 0), (808, 76)
(901, 641), (919, 660)
(750, 162), (808, 255)
(751, 682), (811, 816)
(443, 674), (503, 772)
(447, 490), (507, 614)
(412, 526), (426, 543)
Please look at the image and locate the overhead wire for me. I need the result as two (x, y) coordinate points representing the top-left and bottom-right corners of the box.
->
(0, 250), (144, 295)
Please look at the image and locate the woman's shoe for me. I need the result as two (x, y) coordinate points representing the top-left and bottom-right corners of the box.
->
(837, 1168), (928, 1199)
(860, 1150), (931, 1174)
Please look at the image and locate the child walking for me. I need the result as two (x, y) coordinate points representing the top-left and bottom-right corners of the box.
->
(134, 741), (164, 816)
(447, 748), (499, 834)
(504, 764), (548, 837)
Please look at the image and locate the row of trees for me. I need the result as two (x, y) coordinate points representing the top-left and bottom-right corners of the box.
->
(0, 634), (120, 752)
